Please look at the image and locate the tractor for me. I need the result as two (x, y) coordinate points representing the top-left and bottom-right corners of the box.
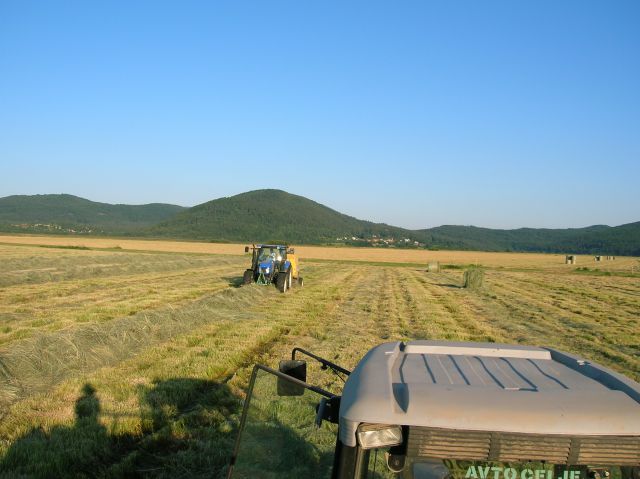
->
(243, 244), (303, 293)
(227, 340), (640, 479)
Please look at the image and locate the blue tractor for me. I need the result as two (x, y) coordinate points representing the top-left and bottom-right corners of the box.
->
(243, 244), (303, 293)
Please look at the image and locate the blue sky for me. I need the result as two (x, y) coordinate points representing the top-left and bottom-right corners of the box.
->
(1, 1), (638, 229)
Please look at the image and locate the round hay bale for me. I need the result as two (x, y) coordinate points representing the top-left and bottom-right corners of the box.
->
(427, 261), (440, 273)
(463, 267), (484, 289)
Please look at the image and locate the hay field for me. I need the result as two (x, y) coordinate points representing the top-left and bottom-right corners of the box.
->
(2, 234), (639, 271)
(0, 241), (638, 477)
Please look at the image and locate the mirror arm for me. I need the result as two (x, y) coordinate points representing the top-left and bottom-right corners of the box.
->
(291, 347), (351, 376)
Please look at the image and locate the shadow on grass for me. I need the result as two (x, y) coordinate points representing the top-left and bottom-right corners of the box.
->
(224, 276), (245, 288)
(230, 420), (336, 479)
(0, 383), (115, 478)
(0, 378), (338, 479)
(0, 379), (242, 478)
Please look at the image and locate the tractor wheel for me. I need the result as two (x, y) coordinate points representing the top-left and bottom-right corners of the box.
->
(276, 272), (288, 293)
(243, 269), (253, 285)
(297, 276), (304, 288)
(287, 269), (293, 289)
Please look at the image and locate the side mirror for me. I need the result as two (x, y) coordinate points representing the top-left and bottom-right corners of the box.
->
(288, 248), (295, 254)
(277, 360), (306, 396)
(244, 246), (249, 253)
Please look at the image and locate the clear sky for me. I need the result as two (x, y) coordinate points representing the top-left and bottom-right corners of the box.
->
(1, 1), (638, 230)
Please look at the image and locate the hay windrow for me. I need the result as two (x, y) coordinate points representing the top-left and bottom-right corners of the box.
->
(0, 285), (266, 411)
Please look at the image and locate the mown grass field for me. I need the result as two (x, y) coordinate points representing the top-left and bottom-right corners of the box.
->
(0, 238), (638, 478)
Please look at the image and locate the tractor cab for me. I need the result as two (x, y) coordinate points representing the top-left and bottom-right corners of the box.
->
(257, 245), (285, 263)
(227, 341), (640, 479)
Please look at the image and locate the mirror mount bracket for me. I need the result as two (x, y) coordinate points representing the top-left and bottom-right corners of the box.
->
(315, 396), (341, 426)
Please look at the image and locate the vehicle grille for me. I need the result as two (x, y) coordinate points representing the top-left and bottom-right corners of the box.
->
(407, 427), (640, 465)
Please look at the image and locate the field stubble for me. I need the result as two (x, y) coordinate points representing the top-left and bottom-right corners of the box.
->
(0, 241), (638, 477)
(2, 234), (639, 271)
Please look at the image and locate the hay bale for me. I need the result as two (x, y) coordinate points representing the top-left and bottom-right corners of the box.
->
(463, 267), (484, 289)
(427, 261), (440, 272)
(565, 255), (576, 264)
(595, 255), (602, 262)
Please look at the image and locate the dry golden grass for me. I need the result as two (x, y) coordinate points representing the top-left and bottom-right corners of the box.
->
(0, 241), (638, 477)
(1, 234), (638, 271)
(0, 234), (247, 257)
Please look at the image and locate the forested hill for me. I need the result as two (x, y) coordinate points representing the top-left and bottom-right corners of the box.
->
(148, 189), (639, 255)
(1, 190), (638, 255)
(420, 223), (640, 256)
(147, 189), (414, 244)
(0, 194), (185, 234)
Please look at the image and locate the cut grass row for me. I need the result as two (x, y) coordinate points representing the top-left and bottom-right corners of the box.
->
(0, 264), (242, 346)
(0, 251), (250, 350)
(0, 245), (238, 288)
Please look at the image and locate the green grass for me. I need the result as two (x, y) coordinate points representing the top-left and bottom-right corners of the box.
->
(38, 244), (91, 250)
(573, 266), (640, 278)
(440, 263), (483, 270)
(304, 257), (425, 268)
(231, 369), (337, 479)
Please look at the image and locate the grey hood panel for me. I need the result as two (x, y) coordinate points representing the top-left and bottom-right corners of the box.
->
(339, 341), (640, 447)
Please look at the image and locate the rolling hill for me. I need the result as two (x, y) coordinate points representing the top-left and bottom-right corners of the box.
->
(0, 194), (185, 234)
(1, 190), (638, 255)
(147, 189), (417, 244)
(148, 189), (640, 255)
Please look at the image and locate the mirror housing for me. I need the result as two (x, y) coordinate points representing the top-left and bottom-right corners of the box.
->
(277, 360), (307, 396)
(244, 246), (250, 253)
